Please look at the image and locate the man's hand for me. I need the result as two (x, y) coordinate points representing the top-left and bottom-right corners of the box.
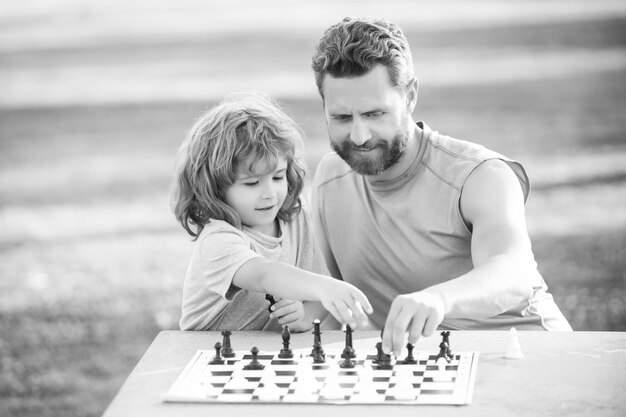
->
(382, 291), (446, 357)
(270, 299), (310, 332)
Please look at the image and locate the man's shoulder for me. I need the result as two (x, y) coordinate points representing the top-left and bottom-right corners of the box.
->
(313, 152), (355, 188)
(426, 130), (492, 164)
(423, 126), (529, 200)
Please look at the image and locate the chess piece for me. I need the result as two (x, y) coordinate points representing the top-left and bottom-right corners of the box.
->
(389, 366), (415, 400)
(256, 368), (280, 401)
(310, 319), (326, 363)
(221, 330), (235, 358)
(293, 364), (319, 394)
(432, 356), (452, 382)
(278, 325), (294, 358)
(339, 345), (355, 368)
(319, 363), (344, 400)
(265, 294), (277, 313)
(441, 331), (453, 360)
(504, 327), (524, 359)
(352, 366), (384, 403)
(209, 342), (224, 365)
(243, 346), (265, 370)
(436, 340), (451, 363)
(374, 341), (383, 363)
(344, 324), (356, 358)
(402, 342), (417, 364)
(375, 341), (393, 369)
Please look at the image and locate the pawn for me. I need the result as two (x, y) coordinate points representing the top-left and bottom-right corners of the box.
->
(432, 356), (452, 382)
(294, 366), (319, 394)
(352, 366), (384, 402)
(319, 368), (344, 400)
(209, 342), (224, 365)
(504, 327), (524, 359)
(389, 366), (415, 400)
(402, 342), (417, 364)
(243, 346), (265, 370)
(256, 368), (280, 402)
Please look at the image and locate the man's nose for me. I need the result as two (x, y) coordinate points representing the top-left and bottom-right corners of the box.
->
(350, 117), (372, 146)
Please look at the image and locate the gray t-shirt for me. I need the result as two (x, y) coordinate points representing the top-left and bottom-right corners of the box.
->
(313, 122), (572, 331)
(179, 205), (329, 331)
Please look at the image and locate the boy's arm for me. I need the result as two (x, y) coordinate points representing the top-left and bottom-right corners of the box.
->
(233, 258), (371, 328)
(302, 301), (329, 325)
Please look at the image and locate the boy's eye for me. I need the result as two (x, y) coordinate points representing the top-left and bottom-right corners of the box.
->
(273, 175), (285, 181)
(243, 181), (259, 186)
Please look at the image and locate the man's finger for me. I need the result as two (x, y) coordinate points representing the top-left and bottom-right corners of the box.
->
(422, 312), (439, 337)
(391, 309), (412, 357)
(408, 313), (426, 346)
(383, 302), (401, 354)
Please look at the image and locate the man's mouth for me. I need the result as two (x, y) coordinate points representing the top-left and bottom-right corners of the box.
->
(351, 144), (380, 152)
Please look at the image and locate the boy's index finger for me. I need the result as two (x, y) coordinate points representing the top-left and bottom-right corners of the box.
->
(355, 292), (373, 314)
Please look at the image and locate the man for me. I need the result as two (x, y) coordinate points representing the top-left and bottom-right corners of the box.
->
(311, 17), (572, 357)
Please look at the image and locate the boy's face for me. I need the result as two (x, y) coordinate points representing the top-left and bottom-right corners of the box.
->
(225, 156), (288, 236)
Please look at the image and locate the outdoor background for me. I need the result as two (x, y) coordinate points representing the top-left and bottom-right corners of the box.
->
(1, 0), (625, 416)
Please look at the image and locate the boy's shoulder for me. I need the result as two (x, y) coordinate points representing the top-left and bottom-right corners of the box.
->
(197, 219), (250, 245)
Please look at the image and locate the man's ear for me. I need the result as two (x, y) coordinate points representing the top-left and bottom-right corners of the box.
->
(406, 78), (419, 112)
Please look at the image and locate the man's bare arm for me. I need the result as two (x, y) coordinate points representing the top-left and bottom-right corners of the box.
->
(383, 159), (535, 355)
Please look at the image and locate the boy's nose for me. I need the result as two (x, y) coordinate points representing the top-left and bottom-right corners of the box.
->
(260, 184), (276, 200)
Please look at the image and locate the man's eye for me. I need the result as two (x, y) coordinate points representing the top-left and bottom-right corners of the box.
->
(333, 115), (351, 121)
(367, 111), (383, 118)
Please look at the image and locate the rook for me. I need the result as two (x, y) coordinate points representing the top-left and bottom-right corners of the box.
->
(221, 330), (235, 358)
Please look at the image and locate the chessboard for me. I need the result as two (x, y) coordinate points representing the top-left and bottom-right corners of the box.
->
(163, 325), (479, 405)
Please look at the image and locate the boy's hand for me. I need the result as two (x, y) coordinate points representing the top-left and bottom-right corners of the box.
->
(319, 280), (373, 329)
(269, 299), (309, 332)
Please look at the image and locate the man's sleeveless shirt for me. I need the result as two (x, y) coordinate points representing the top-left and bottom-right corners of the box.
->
(313, 122), (571, 330)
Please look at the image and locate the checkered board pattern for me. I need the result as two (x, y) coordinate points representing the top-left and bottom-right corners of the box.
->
(164, 348), (479, 405)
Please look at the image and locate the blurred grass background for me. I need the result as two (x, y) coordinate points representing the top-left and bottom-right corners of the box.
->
(1, 0), (625, 416)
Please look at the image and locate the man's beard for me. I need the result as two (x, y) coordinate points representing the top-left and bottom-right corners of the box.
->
(331, 132), (408, 176)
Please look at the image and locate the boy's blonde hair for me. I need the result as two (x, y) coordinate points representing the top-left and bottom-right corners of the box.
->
(171, 92), (306, 239)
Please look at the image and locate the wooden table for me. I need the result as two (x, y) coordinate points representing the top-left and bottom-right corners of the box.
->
(103, 330), (626, 417)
